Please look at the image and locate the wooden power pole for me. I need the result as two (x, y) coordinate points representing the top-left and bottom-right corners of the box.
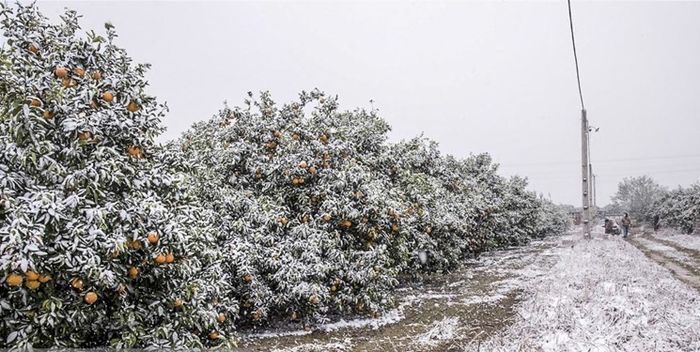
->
(581, 109), (591, 238)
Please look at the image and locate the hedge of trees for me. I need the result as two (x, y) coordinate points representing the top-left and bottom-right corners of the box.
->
(651, 184), (700, 234)
(0, 4), (569, 348)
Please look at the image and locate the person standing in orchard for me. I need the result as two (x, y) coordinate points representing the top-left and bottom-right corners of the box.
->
(621, 213), (632, 238)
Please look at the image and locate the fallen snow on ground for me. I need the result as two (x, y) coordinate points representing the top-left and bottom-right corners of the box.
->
(320, 307), (405, 332)
(653, 229), (700, 252)
(247, 298), (415, 339)
(418, 317), (460, 346)
(471, 235), (700, 352)
(636, 237), (695, 264)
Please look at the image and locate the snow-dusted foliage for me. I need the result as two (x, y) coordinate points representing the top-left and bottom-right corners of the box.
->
(651, 183), (700, 234)
(0, 4), (234, 348)
(0, 4), (570, 348)
(175, 90), (571, 328)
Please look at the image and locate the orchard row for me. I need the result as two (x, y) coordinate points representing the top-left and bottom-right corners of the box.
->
(0, 4), (569, 349)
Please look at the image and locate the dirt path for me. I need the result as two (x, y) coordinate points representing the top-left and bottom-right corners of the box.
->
(235, 237), (563, 352)
(628, 230), (700, 291)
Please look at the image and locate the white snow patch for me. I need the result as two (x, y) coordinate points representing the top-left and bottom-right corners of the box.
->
(320, 308), (404, 332)
(653, 230), (700, 252)
(418, 316), (460, 345)
(246, 329), (312, 339)
(462, 293), (507, 305)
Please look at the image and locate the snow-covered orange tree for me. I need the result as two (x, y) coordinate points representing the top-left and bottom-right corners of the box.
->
(0, 4), (234, 348)
(176, 90), (402, 326)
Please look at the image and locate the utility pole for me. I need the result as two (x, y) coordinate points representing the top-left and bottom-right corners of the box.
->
(581, 109), (591, 239)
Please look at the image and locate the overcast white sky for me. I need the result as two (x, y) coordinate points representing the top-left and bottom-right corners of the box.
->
(26, 1), (700, 206)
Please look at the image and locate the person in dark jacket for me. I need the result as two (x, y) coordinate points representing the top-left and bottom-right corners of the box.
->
(621, 213), (632, 238)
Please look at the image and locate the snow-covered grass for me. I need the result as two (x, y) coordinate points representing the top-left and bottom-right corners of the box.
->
(653, 229), (700, 252)
(471, 235), (700, 352)
(418, 317), (460, 346)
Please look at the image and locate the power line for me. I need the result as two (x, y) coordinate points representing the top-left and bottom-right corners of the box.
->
(567, 0), (585, 110)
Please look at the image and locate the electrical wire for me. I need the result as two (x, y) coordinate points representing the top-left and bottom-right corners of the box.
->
(567, 0), (585, 110)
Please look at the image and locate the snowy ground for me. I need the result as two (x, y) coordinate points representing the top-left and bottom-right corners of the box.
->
(653, 229), (700, 252)
(237, 227), (700, 351)
(473, 229), (700, 352)
(237, 237), (563, 351)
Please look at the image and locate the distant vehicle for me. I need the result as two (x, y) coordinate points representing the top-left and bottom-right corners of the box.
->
(603, 218), (622, 235)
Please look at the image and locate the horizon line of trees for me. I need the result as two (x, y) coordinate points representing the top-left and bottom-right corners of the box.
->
(603, 175), (699, 234)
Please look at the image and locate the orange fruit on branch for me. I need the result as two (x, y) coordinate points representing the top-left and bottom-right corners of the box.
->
(165, 253), (175, 264)
(273, 130), (283, 138)
(208, 331), (220, 340)
(54, 67), (68, 78)
(102, 91), (114, 102)
(340, 220), (352, 229)
(278, 216), (288, 226)
(127, 145), (143, 158)
(320, 133), (329, 144)
(128, 266), (139, 279)
(42, 111), (53, 120)
(38, 275), (51, 283)
(322, 214), (332, 222)
(243, 274), (253, 283)
(127, 101), (139, 112)
(147, 231), (159, 244)
(127, 239), (142, 250)
(25, 280), (40, 290)
(5, 273), (22, 287)
(309, 294), (320, 305)
(91, 70), (102, 81)
(217, 313), (226, 323)
(298, 160), (308, 169)
(308, 166), (317, 174)
(27, 44), (39, 54)
(74, 67), (85, 78)
(30, 98), (41, 107)
(84, 292), (98, 305)
(62, 78), (76, 88)
(70, 278), (84, 290)
(154, 254), (166, 265)
(25, 271), (40, 281)
(174, 298), (184, 308)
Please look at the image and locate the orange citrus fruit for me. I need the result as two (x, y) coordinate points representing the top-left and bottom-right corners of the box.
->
(147, 231), (159, 244)
(84, 292), (98, 304)
(5, 273), (22, 287)
(54, 67), (68, 78)
(102, 92), (114, 102)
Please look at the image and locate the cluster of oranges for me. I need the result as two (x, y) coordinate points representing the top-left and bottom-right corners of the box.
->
(28, 66), (143, 152)
(4, 271), (51, 290)
(53, 66), (105, 97)
(69, 278), (99, 304)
